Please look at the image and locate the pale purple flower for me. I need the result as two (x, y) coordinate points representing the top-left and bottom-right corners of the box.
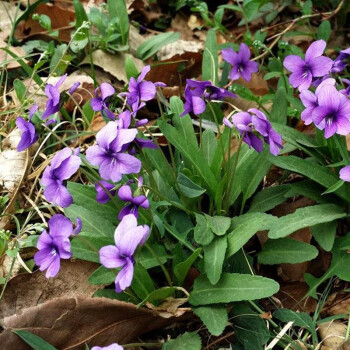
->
(86, 121), (141, 182)
(16, 117), (38, 152)
(91, 344), (123, 350)
(95, 180), (116, 204)
(34, 214), (77, 278)
(181, 79), (236, 116)
(69, 82), (80, 94)
(41, 147), (81, 207)
(222, 43), (259, 81)
(332, 47), (350, 73)
(311, 84), (350, 138)
(340, 166), (350, 182)
(42, 74), (67, 119)
(117, 110), (131, 129)
(118, 184), (149, 219)
(91, 83), (116, 120)
(300, 78), (336, 125)
(283, 40), (333, 91)
(99, 214), (150, 292)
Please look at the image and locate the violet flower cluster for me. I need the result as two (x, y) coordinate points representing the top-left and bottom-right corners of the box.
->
(34, 214), (81, 278)
(284, 40), (350, 181)
(16, 75), (80, 152)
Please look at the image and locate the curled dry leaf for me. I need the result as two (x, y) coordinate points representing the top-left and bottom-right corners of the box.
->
(0, 295), (190, 349)
(0, 259), (99, 325)
(15, 3), (75, 42)
(318, 321), (346, 349)
(156, 40), (202, 61)
(0, 129), (31, 230)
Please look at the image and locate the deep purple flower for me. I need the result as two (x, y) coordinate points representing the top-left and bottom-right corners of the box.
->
(311, 84), (350, 138)
(332, 47), (350, 73)
(69, 82), (80, 94)
(300, 78), (336, 125)
(283, 40), (333, 91)
(41, 147), (81, 207)
(340, 79), (350, 96)
(86, 121), (141, 182)
(95, 180), (117, 204)
(224, 109), (283, 155)
(42, 74), (67, 119)
(222, 43), (259, 81)
(99, 214), (150, 292)
(91, 344), (123, 350)
(135, 137), (157, 149)
(91, 83), (116, 120)
(117, 110), (131, 129)
(28, 104), (38, 121)
(16, 117), (38, 152)
(34, 214), (75, 278)
(118, 184), (149, 219)
(181, 79), (236, 116)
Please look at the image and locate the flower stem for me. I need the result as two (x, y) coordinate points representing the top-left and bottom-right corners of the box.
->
(145, 243), (172, 286)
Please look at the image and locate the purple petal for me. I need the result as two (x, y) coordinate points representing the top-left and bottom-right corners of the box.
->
(118, 185), (133, 202)
(115, 257), (134, 293)
(110, 128), (138, 153)
(44, 183), (73, 207)
(45, 255), (61, 278)
(229, 66), (240, 80)
(239, 43), (251, 62)
(324, 120), (337, 138)
(283, 55), (305, 72)
(192, 96), (206, 115)
(305, 40), (326, 62)
(86, 145), (108, 167)
(139, 81), (156, 101)
(221, 47), (238, 66)
(69, 82), (80, 94)
(137, 65), (151, 83)
(300, 90), (317, 108)
(100, 82), (115, 101)
(335, 116), (350, 135)
(114, 153), (142, 175)
(55, 74), (67, 88)
(96, 121), (119, 150)
(99, 245), (125, 268)
(309, 56), (334, 77)
(340, 166), (350, 182)
(48, 214), (73, 238)
(36, 231), (52, 250)
(91, 97), (103, 111)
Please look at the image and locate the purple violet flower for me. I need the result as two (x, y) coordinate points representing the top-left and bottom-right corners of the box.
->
(34, 214), (78, 278)
(181, 79), (236, 116)
(311, 84), (350, 138)
(118, 184), (149, 220)
(41, 147), (81, 207)
(69, 82), (80, 94)
(91, 83), (116, 120)
(91, 344), (123, 350)
(283, 40), (333, 92)
(332, 47), (350, 73)
(42, 74), (67, 119)
(99, 214), (150, 292)
(28, 104), (38, 121)
(16, 117), (38, 152)
(86, 121), (141, 182)
(222, 43), (259, 81)
(95, 180), (117, 204)
(340, 166), (350, 182)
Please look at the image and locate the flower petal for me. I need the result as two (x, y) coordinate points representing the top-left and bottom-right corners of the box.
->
(305, 39), (326, 62)
(115, 258), (134, 293)
(99, 245), (125, 268)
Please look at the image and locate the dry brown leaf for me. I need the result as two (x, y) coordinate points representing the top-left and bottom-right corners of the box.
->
(0, 259), (100, 325)
(146, 297), (189, 318)
(81, 51), (144, 83)
(0, 295), (190, 349)
(0, 1), (23, 41)
(0, 39), (27, 70)
(15, 3), (75, 42)
(0, 129), (31, 230)
(324, 292), (350, 316)
(318, 321), (346, 349)
(157, 40), (202, 61)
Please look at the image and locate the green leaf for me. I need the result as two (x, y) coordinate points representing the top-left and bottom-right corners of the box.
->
(138, 287), (177, 306)
(204, 236), (227, 285)
(317, 20), (331, 41)
(125, 56), (139, 80)
(193, 305), (227, 336)
(202, 28), (218, 84)
(137, 32), (180, 60)
(13, 330), (57, 350)
(204, 215), (231, 236)
(270, 87), (287, 124)
(311, 221), (337, 252)
(174, 248), (202, 286)
(194, 213), (214, 245)
(108, 0), (129, 45)
(14, 79), (26, 103)
(306, 235), (350, 298)
(88, 266), (116, 285)
(268, 155), (350, 201)
(137, 243), (169, 269)
(131, 264), (155, 300)
(226, 213), (276, 258)
(162, 332), (201, 350)
(264, 71), (281, 80)
(189, 273), (279, 305)
(274, 309), (313, 330)
(200, 129), (217, 167)
(258, 238), (319, 264)
(268, 204), (346, 239)
(249, 185), (290, 213)
(73, 0), (88, 28)
(177, 172), (206, 198)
